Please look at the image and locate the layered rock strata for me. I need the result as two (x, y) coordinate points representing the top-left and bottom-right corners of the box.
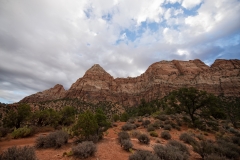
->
(20, 59), (240, 107)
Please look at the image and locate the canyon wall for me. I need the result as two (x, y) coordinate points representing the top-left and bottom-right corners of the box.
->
(20, 59), (240, 107)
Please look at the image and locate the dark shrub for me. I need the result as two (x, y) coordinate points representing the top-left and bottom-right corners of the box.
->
(179, 132), (197, 145)
(87, 134), (100, 143)
(163, 124), (172, 131)
(118, 131), (130, 143)
(128, 119), (135, 124)
(168, 140), (189, 155)
(232, 136), (240, 146)
(138, 134), (150, 144)
(150, 131), (158, 137)
(72, 141), (97, 159)
(0, 127), (10, 137)
(35, 130), (68, 148)
(154, 144), (189, 160)
(135, 123), (140, 128)
(0, 146), (36, 160)
(152, 120), (161, 129)
(121, 139), (133, 151)
(193, 140), (214, 158)
(142, 120), (151, 127)
(131, 130), (141, 138)
(205, 154), (227, 160)
(129, 150), (159, 160)
(216, 140), (240, 159)
(161, 131), (171, 140)
(122, 123), (136, 131)
(157, 115), (168, 121)
(147, 124), (155, 132)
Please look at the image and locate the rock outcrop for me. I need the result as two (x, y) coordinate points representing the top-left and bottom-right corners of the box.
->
(20, 59), (240, 106)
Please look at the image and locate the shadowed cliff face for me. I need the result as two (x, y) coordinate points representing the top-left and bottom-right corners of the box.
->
(20, 59), (240, 106)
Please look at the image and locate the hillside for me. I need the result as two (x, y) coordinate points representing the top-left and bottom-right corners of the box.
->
(20, 59), (240, 107)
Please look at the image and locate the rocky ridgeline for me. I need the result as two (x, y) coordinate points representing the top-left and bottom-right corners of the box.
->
(20, 59), (240, 107)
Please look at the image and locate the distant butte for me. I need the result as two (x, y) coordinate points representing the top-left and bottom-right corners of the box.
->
(20, 59), (240, 106)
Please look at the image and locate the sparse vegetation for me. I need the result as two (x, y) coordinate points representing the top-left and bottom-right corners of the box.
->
(161, 131), (171, 140)
(179, 132), (197, 145)
(72, 141), (97, 159)
(138, 133), (150, 144)
(129, 150), (159, 160)
(35, 130), (68, 148)
(0, 146), (36, 160)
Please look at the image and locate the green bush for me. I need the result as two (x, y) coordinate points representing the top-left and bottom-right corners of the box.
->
(11, 127), (34, 139)
(179, 132), (197, 145)
(150, 131), (158, 137)
(72, 141), (97, 159)
(161, 131), (171, 140)
(138, 134), (150, 144)
(157, 115), (168, 121)
(35, 130), (68, 148)
(0, 146), (36, 160)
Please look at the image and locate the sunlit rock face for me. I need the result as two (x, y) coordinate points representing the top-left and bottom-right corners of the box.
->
(20, 59), (240, 106)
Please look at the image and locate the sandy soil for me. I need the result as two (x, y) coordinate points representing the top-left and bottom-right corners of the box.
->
(0, 121), (216, 160)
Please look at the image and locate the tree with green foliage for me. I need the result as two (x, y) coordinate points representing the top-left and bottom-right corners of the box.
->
(3, 104), (31, 128)
(221, 97), (240, 128)
(60, 106), (75, 126)
(31, 108), (61, 127)
(73, 110), (98, 140)
(167, 87), (218, 126)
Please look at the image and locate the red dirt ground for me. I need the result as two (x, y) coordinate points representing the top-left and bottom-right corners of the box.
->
(0, 121), (216, 160)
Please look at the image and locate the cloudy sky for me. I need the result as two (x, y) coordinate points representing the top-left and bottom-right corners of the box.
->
(0, 0), (240, 103)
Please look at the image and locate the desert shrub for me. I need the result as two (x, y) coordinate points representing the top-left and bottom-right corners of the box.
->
(150, 131), (158, 137)
(163, 124), (172, 130)
(168, 140), (189, 155)
(128, 118), (135, 124)
(11, 127), (34, 139)
(154, 144), (189, 160)
(204, 154), (227, 160)
(161, 131), (171, 140)
(152, 120), (161, 128)
(135, 123), (140, 128)
(142, 120), (151, 127)
(122, 123), (136, 131)
(179, 132), (197, 145)
(157, 115), (168, 121)
(118, 131), (130, 143)
(121, 139), (133, 151)
(138, 118), (143, 122)
(232, 136), (240, 146)
(216, 140), (240, 159)
(138, 134), (150, 144)
(129, 150), (159, 160)
(0, 146), (36, 160)
(35, 130), (68, 148)
(113, 114), (120, 122)
(86, 134), (100, 143)
(147, 124), (155, 132)
(0, 127), (10, 137)
(175, 126), (181, 131)
(72, 141), (97, 159)
(193, 141), (214, 158)
(131, 130), (141, 138)
(164, 120), (171, 124)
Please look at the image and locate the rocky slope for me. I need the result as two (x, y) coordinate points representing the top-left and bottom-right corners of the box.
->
(20, 59), (240, 107)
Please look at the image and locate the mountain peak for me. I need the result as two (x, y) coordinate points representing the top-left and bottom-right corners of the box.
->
(84, 64), (112, 77)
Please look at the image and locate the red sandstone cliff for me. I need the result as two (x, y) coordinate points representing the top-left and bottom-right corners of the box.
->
(20, 59), (240, 106)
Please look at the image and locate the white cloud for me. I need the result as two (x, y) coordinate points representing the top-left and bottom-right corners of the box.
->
(0, 0), (239, 103)
(182, 0), (202, 9)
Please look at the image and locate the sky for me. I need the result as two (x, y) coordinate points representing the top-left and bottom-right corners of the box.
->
(0, 0), (240, 104)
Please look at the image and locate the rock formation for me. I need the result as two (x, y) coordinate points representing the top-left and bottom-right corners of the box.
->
(20, 59), (240, 107)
